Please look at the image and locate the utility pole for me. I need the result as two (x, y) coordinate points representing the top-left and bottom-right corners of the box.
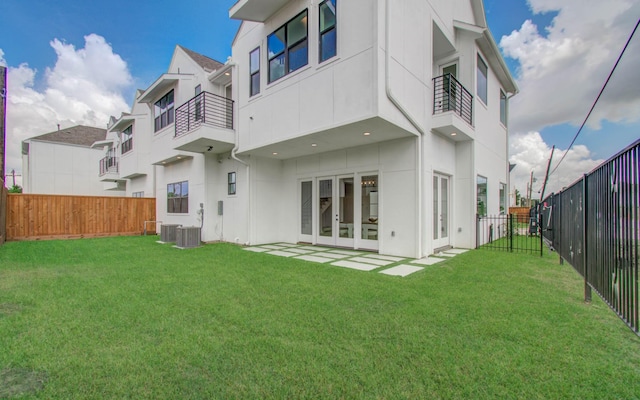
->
(528, 171), (534, 207)
(0, 66), (7, 188)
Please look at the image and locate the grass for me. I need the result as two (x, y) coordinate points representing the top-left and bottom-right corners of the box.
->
(0, 236), (639, 399)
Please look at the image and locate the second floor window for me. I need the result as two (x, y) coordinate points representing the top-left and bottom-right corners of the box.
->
(268, 9), (308, 83)
(167, 180), (188, 213)
(477, 54), (488, 105)
(250, 47), (260, 96)
(319, 0), (337, 62)
(121, 125), (133, 154)
(154, 89), (174, 132)
(500, 90), (507, 125)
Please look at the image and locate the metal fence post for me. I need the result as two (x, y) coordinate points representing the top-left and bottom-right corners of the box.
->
(583, 174), (592, 303)
(509, 213), (514, 252)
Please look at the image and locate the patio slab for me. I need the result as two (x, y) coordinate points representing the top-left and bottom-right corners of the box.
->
(349, 257), (394, 266)
(443, 249), (469, 255)
(411, 257), (446, 265)
(295, 255), (334, 263)
(266, 250), (299, 257)
(379, 265), (424, 277)
(311, 252), (351, 259)
(244, 247), (271, 253)
(361, 254), (406, 262)
(331, 260), (380, 271)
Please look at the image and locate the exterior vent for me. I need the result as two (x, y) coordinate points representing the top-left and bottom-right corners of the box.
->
(160, 224), (181, 242)
(176, 226), (201, 248)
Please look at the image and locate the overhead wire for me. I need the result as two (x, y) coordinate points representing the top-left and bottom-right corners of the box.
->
(547, 18), (640, 178)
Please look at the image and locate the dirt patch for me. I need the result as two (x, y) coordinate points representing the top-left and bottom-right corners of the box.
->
(0, 368), (47, 398)
(0, 303), (22, 318)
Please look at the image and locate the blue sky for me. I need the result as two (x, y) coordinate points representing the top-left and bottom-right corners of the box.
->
(1, 0), (639, 196)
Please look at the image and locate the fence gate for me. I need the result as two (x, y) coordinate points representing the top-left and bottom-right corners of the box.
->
(476, 213), (543, 255)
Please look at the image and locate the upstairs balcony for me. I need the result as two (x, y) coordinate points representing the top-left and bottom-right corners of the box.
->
(99, 156), (121, 182)
(173, 91), (236, 154)
(432, 74), (474, 141)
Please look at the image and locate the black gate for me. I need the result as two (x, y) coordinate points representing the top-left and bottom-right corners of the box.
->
(476, 213), (543, 255)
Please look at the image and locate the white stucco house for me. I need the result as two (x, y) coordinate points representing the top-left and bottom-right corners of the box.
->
(21, 125), (125, 196)
(102, 0), (518, 258)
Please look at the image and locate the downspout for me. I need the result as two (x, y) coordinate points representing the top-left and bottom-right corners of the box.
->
(225, 60), (252, 245)
(385, 0), (425, 258)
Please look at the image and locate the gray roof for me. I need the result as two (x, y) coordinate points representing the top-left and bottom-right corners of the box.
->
(30, 125), (107, 147)
(178, 45), (224, 72)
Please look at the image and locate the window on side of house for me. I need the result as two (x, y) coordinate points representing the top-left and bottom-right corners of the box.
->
(228, 172), (236, 195)
(319, 0), (337, 63)
(477, 175), (488, 216)
(132, 191), (144, 198)
(167, 180), (188, 213)
(121, 125), (133, 154)
(500, 90), (507, 125)
(477, 54), (488, 105)
(268, 9), (308, 83)
(154, 89), (175, 132)
(250, 47), (260, 96)
(499, 183), (507, 215)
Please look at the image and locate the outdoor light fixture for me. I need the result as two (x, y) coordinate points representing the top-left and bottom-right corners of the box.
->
(363, 132), (371, 136)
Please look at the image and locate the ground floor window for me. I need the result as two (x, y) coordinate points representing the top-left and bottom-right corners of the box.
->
(132, 191), (144, 198)
(167, 181), (188, 213)
(477, 176), (487, 216)
(228, 172), (236, 195)
(499, 183), (507, 214)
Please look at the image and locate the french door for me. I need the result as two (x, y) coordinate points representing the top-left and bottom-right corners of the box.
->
(433, 173), (451, 249)
(317, 175), (355, 247)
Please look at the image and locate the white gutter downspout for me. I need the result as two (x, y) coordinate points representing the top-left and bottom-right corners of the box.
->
(225, 60), (252, 245)
(385, 0), (425, 258)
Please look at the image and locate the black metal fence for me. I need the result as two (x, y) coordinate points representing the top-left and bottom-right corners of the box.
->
(175, 91), (234, 137)
(433, 74), (473, 126)
(541, 139), (639, 336)
(476, 214), (543, 255)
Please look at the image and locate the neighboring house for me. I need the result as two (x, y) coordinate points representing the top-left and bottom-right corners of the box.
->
(21, 125), (125, 196)
(92, 0), (517, 258)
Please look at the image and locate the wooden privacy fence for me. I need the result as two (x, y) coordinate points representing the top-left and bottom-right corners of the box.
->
(6, 194), (156, 240)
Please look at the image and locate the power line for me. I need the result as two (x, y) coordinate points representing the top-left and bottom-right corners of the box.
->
(548, 18), (640, 177)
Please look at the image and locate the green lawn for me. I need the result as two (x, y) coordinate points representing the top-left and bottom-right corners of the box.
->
(0, 236), (638, 399)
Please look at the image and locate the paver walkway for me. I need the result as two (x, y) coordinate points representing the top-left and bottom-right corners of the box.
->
(244, 243), (468, 277)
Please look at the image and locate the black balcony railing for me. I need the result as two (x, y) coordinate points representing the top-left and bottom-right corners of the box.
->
(99, 156), (118, 176)
(433, 74), (473, 126)
(175, 91), (234, 137)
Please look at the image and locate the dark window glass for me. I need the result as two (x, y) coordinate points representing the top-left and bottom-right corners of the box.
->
(319, 0), (337, 62)
(121, 125), (133, 154)
(250, 47), (260, 96)
(267, 10), (308, 83)
(477, 55), (488, 105)
(167, 181), (188, 213)
(154, 90), (175, 132)
(500, 90), (507, 125)
(228, 172), (237, 195)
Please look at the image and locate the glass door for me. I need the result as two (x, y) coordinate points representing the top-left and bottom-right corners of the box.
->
(433, 173), (450, 249)
(316, 175), (355, 247)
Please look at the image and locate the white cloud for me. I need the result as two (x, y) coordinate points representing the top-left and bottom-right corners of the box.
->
(509, 132), (603, 202)
(3, 34), (132, 185)
(501, 0), (640, 133)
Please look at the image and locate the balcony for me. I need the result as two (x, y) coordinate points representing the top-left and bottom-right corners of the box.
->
(432, 74), (474, 140)
(173, 91), (236, 154)
(99, 156), (121, 182)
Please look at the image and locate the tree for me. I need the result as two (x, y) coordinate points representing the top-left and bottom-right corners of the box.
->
(514, 189), (521, 207)
(8, 185), (22, 193)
